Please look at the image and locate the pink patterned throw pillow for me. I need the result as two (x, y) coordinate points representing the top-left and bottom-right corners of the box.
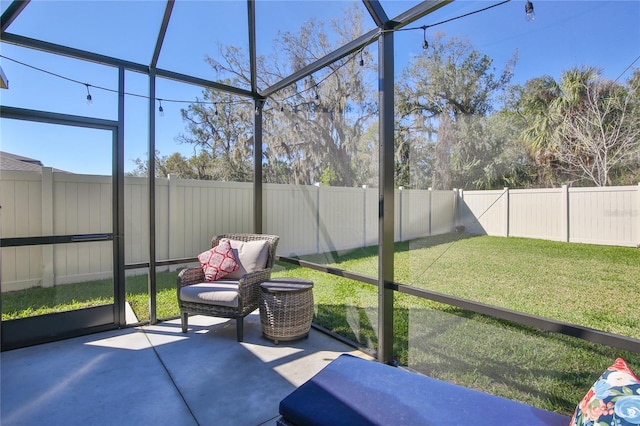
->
(197, 239), (239, 281)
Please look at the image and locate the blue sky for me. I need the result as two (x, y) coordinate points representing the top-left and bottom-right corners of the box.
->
(1, 0), (638, 175)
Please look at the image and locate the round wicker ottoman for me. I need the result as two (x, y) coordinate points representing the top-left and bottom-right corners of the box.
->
(259, 278), (314, 344)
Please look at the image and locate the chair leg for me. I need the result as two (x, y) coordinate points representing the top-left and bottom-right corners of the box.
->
(236, 318), (244, 342)
(181, 312), (188, 333)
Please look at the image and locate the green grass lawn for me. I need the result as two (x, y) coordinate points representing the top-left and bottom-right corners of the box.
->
(1, 271), (180, 321)
(299, 234), (640, 339)
(2, 234), (639, 415)
(274, 236), (640, 415)
(272, 234), (640, 415)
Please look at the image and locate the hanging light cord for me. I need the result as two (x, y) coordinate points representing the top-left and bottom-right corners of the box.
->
(278, 45), (369, 105)
(0, 53), (248, 107)
(0, 54), (143, 98)
(386, 0), (512, 34)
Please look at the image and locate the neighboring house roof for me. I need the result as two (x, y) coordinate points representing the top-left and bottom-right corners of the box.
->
(0, 151), (69, 173)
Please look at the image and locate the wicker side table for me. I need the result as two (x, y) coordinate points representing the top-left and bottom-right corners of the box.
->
(259, 278), (314, 344)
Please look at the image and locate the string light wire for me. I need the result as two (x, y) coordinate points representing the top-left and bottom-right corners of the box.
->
(384, 0), (512, 35)
(276, 0), (515, 109)
(0, 53), (251, 109)
(276, 1), (513, 109)
(614, 54), (640, 83)
(275, 44), (370, 110)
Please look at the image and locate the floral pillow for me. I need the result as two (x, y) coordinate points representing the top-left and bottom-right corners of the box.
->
(197, 239), (239, 281)
(570, 358), (640, 426)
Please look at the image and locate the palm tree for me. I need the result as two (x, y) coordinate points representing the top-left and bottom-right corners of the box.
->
(517, 66), (602, 185)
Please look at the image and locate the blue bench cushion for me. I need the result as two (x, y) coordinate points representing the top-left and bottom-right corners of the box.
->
(279, 354), (570, 426)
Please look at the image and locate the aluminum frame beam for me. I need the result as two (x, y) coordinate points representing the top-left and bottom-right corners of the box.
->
(248, 1), (264, 233)
(389, 0), (454, 30)
(362, 0), (388, 28)
(253, 99), (264, 233)
(0, 105), (117, 129)
(393, 282), (640, 354)
(147, 71), (158, 324)
(377, 24), (395, 365)
(152, 68), (254, 98)
(0, 0), (29, 33)
(262, 28), (380, 98)
(247, 0), (259, 95)
(150, 0), (174, 68)
(0, 32), (255, 99)
(263, 0), (452, 98)
(1, 32), (148, 72)
(114, 67), (126, 327)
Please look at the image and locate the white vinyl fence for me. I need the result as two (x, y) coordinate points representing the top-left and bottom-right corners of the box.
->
(1, 168), (638, 291)
(458, 185), (640, 247)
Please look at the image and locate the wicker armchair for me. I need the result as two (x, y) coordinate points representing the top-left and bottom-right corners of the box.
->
(177, 233), (279, 341)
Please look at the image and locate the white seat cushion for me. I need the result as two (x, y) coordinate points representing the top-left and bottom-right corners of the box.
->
(179, 281), (239, 308)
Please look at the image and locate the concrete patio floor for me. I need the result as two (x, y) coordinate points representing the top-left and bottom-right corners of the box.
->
(1, 313), (372, 426)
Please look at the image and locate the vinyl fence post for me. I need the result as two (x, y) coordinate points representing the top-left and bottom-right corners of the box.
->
(398, 186), (403, 242)
(504, 187), (509, 237)
(363, 185), (368, 248)
(637, 183), (640, 247)
(428, 187), (433, 236)
(561, 184), (569, 242)
(456, 188), (463, 232)
(167, 173), (178, 269)
(315, 182), (321, 254)
(41, 167), (54, 287)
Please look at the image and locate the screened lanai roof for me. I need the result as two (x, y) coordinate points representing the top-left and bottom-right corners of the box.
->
(3, 1), (638, 106)
(1, 0), (638, 179)
(2, 0), (376, 89)
(0, 0), (462, 98)
(0, 0), (472, 179)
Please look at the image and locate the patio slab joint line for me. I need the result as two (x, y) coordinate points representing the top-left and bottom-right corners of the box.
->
(141, 327), (201, 426)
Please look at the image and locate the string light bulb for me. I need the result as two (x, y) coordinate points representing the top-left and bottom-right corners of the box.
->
(422, 26), (429, 50)
(359, 51), (364, 67)
(85, 84), (93, 105)
(525, 0), (535, 21)
(214, 103), (219, 116)
(158, 99), (164, 116)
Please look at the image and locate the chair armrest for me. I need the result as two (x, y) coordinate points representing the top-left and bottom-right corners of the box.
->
(237, 268), (272, 286)
(177, 267), (205, 287)
(236, 268), (272, 307)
